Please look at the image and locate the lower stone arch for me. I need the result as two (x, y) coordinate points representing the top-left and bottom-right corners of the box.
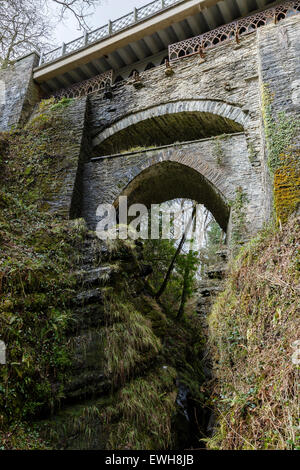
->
(113, 159), (230, 232)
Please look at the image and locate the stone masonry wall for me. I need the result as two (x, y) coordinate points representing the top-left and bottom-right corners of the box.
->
(0, 53), (40, 132)
(87, 32), (265, 233)
(23, 96), (89, 218)
(1, 14), (299, 231)
(48, 97), (89, 218)
(257, 14), (300, 220)
(84, 15), (300, 235)
(258, 15), (300, 116)
(89, 33), (262, 162)
(82, 133), (264, 235)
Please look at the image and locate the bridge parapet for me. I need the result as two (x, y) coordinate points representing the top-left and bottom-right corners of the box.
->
(39, 0), (184, 66)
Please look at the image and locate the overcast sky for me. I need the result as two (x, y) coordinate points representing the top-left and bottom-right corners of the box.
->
(54, 0), (149, 44)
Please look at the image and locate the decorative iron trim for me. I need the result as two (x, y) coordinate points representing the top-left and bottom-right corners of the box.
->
(52, 70), (113, 100)
(169, 1), (300, 61)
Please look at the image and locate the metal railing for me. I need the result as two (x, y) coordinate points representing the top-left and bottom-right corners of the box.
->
(39, 0), (184, 66)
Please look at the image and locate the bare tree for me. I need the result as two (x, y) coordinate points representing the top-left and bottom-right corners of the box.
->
(52, 0), (100, 29)
(0, 0), (50, 66)
(0, 0), (101, 66)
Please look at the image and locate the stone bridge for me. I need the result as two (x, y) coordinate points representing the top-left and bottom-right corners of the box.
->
(1, 11), (299, 242)
(84, 133), (259, 235)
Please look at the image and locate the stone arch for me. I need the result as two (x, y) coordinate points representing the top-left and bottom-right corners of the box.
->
(92, 99), (249, 154)
(83, 134), (264, 235)
(112, 153), (230, 232)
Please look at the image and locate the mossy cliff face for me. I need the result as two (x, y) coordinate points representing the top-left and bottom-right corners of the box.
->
(207, 216), (300, 450)
(36, 236), (207, 451)
(0, 100), (90, 448)
(0, 101), (206, 449)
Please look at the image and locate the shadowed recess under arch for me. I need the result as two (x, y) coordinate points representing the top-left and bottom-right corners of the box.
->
(92, 100), (247, 156)
(113, 160), (230, 232)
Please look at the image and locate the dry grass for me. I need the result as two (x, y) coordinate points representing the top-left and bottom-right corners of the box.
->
(102, 367), (177, 450)
(207, 216), (300, 450)
(102, 291), (162, 387)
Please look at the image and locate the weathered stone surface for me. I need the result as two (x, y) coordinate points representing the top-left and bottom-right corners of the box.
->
(83, 134), (265, 236)
(0, 53), (40, 131)
(89, 33), (261, 149)
(36, 97), (88, 218)
(257, 15), (300, 220)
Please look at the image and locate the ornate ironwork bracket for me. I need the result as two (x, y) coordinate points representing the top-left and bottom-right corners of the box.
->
(51, 70), (113, 100)
(168, 1), (300, 61)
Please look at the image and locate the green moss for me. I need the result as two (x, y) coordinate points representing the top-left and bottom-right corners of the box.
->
(50, 97), (75, 111)
(247, 142), (257, 165)
(261, 84), (300, 223)
(230, 187), (249, 249)
(213, 134), (226, 166)
(102, 367), (177, 450)
(273, 151), (300, 224)
(262, 85), (299, 174)
(0, 105), (87, 437)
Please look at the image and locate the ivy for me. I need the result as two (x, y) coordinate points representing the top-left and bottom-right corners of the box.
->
(230, 187), (249, 249)
(262, 84), (300, 222)
(213, 134), (226, 166)
(262, 84), (299, 174)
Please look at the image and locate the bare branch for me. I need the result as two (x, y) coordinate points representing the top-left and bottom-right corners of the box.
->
(0, 0), (101, 67)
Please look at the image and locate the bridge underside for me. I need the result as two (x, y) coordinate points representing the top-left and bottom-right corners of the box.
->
(82, 133), (263, 238)
(114, 160), (230, 231)
(93, 110), (244, 157)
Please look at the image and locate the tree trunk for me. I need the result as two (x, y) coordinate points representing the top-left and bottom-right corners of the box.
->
(177, 205), (197, 320)
(155, 204), (196, 300)
(176, 258), (190, 320)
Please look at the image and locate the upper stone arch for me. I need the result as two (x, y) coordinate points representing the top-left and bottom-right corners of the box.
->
(92, 99), (249, 153)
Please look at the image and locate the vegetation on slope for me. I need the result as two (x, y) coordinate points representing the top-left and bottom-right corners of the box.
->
(96, 236), (206, 450)
(0, 99), (86, 448)
(35, 235), (206, 451)
(0, 104), (206, 449)
(207, 216), (300, 450)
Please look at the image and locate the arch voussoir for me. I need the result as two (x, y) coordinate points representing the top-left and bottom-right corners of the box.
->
(92, 99), (249, 150)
